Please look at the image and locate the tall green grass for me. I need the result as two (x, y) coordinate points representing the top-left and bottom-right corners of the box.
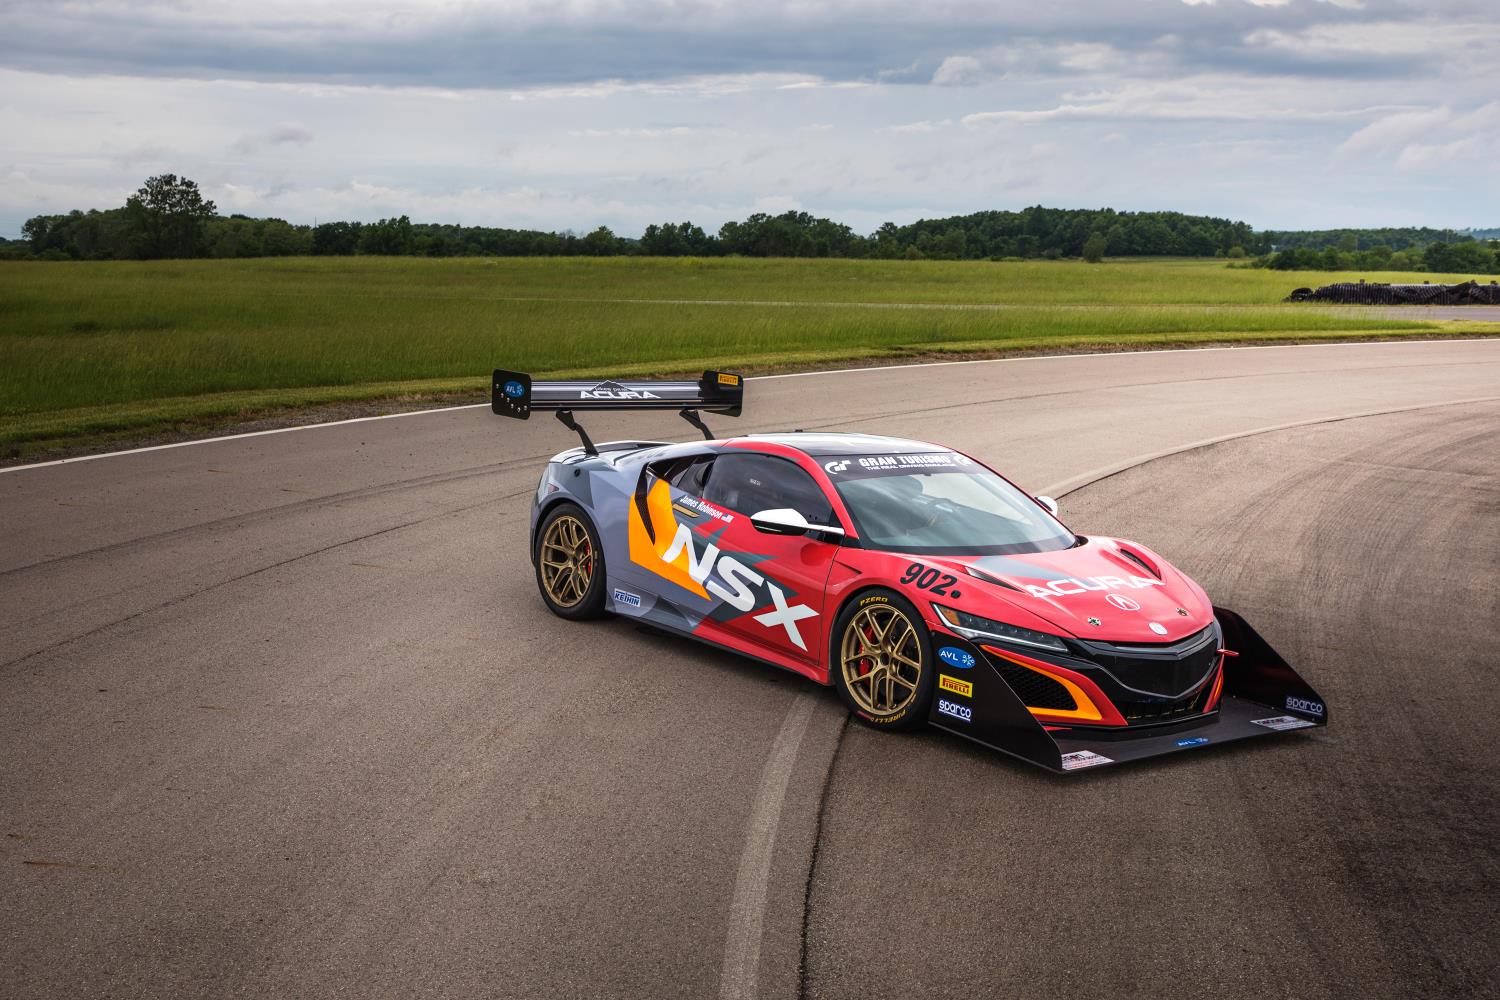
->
(0, 256), (1489, 451)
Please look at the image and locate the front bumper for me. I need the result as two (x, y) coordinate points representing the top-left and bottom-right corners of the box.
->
(925, 607), (1328, 774)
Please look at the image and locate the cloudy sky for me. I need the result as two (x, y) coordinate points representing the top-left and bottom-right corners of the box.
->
(1, 0), (1496, 237)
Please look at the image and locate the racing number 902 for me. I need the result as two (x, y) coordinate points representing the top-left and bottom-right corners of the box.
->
(900, 563), (961, 597)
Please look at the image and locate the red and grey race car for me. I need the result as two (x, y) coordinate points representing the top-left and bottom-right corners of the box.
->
(493, 368), (1327, 773)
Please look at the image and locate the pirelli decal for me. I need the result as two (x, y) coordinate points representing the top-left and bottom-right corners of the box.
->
(938, 674), (973, 698)
(717, 373), (741, 386)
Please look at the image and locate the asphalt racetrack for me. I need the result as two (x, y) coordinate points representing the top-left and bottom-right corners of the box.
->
(3, 341), (1498, 1000)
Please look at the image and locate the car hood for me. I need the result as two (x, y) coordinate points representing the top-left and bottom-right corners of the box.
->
(932, 536), (1213, 644)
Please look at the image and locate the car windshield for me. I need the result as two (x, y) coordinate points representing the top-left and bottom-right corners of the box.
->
(827, 453), (1075, 555)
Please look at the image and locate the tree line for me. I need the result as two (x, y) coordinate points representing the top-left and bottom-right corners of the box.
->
(1250, 233), (1500, 274)
(7, 174), (1495, 268)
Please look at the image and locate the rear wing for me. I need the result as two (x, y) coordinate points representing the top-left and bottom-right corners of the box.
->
(491, 368), (744, 454)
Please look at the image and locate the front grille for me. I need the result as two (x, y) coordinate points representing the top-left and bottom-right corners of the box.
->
(1083, 625), (1219, 699)
(991, 657), (1075, 710)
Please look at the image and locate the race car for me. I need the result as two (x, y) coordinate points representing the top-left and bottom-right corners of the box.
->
(493, 368), (1328, 773)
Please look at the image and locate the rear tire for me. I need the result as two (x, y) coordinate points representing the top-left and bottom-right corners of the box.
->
(830, 589), (934, 731)
(534, 503), (609, 620)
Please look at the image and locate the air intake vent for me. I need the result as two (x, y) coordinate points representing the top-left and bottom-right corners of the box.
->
(990, 657), (1076, 710)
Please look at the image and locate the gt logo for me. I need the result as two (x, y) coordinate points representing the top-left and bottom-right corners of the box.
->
(660, 522), (818, 650)
(823, 460), (851, 474)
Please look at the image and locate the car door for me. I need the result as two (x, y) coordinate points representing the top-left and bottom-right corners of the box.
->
(693, 451), (843, 664)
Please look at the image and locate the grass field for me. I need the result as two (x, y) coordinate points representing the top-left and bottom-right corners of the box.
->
(2, 256), (1496, 457)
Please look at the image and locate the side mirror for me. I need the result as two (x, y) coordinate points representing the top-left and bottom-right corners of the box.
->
(1035, 495), (1059, 516)
(750, 508), (845, 539)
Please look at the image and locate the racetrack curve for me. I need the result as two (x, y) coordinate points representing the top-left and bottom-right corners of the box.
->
(2, 341), (1498, 1000)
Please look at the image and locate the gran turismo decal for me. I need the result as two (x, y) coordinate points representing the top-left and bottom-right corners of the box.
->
(938, 646), (976, 669)
(937, 699), (972, 723)
(823, 460), (851, 475)
(1285, 696), (1326, 718)
(1060, 750), (1113, 770)
(824, 453), (972, 475)
(938, 675), (973, 698)
(629, 480), (817, 650)
(580, 380), (660, 401)
(1252, 715), (1317, 731)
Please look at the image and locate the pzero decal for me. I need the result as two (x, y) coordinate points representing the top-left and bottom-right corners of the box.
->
(938, 646), (976, 669)
(938, 675), (973, 698)
(629, 480), (818, 650)
(1060, 750), (1113, 771)
(1252, 716), (1317, 731)
(937, 699), (972, 723)
(900, 562), (961, 597)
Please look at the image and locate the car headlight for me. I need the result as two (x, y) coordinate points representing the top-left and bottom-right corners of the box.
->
(932, 604), (1068, 653)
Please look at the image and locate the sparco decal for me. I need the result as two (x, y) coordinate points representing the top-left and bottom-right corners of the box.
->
(1285, 696), (1326, 718)
(580, 380), (660, 401)
(659, 522), (818, 650)
(937, 699), (972, 723)
(1023, 577), (1165, 601)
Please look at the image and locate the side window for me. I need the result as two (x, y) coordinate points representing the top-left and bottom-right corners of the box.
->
(703, 454), (834, 524)
(650, 455), (715, 496)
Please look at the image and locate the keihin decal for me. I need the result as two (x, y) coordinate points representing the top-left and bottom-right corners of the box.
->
(1060, 750), (1113, 771)
(936, 699), (972, 723)
(1252, 715), (1317, 731)
(937, 646), (975, 669)
(938, 675), (973, 698)
(1285, 696), (1325, 718)
(613, 588), (642, 608)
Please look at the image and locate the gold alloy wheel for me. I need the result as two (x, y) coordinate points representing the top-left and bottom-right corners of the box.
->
(539, 514), (595, 608)
(840, 603), (924, 718)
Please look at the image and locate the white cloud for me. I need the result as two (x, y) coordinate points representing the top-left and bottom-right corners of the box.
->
(931, 55), (985, 86)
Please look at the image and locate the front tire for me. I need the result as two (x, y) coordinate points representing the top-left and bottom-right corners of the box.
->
(534, 503), (608, 620)
(831, 589), (934, 731)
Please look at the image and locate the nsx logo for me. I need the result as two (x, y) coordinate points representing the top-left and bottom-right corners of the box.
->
(1024, 576), (1165, 600)
(580, 380), (659, 401)
(660, 523), (818, 650)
